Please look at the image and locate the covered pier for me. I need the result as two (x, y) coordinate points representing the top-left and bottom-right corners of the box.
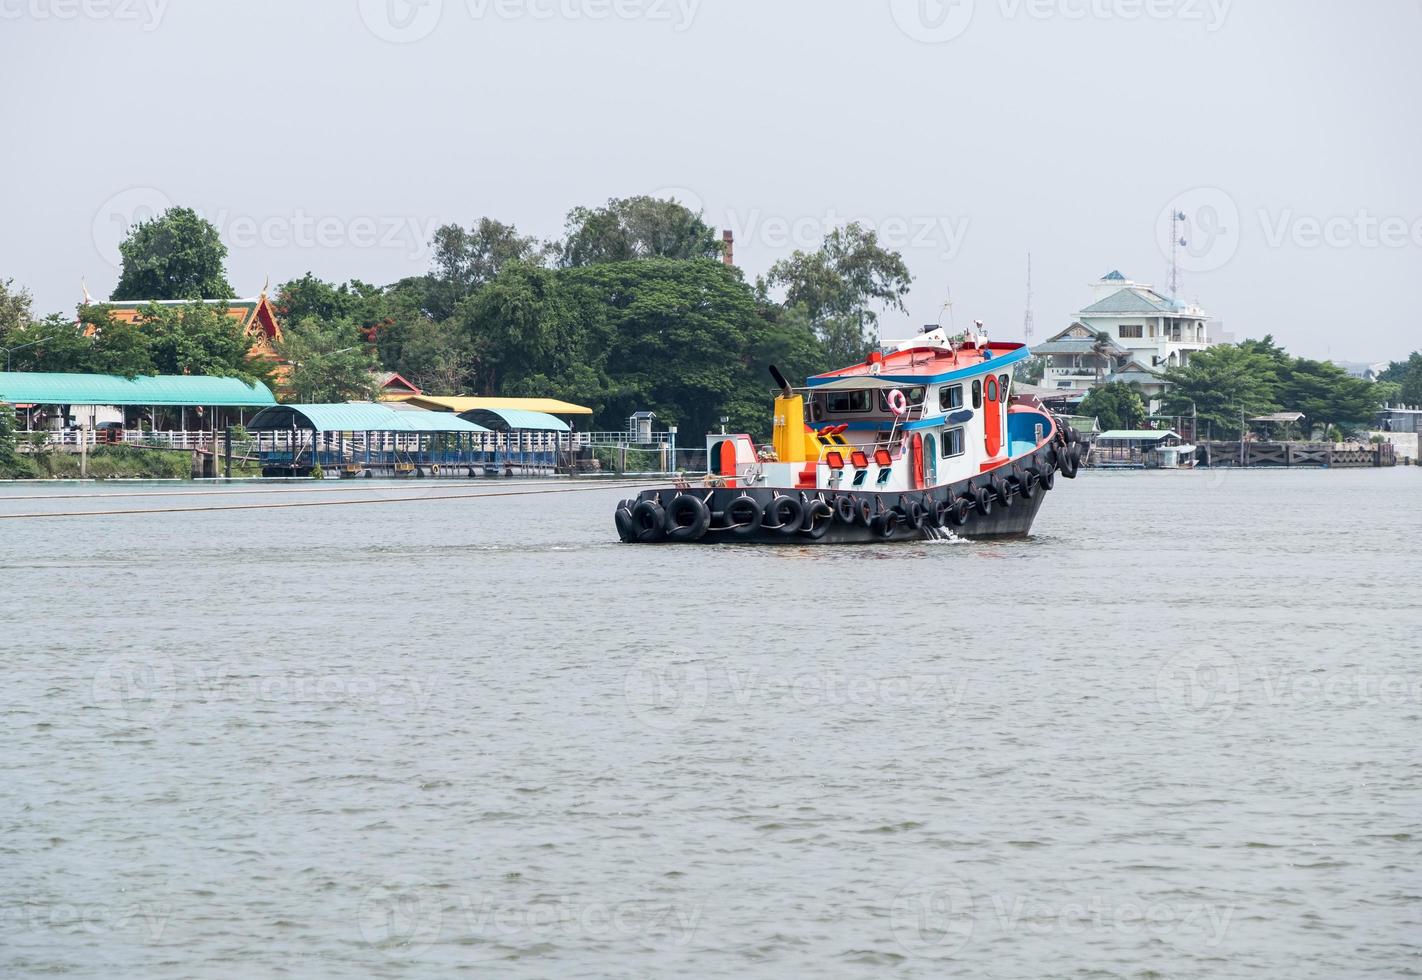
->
(403, 396), (588, 475)
(0, 371), (277, 441)
(246, 403), (492, 478)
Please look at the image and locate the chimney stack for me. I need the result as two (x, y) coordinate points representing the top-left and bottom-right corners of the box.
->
(722, 230), (735, 267)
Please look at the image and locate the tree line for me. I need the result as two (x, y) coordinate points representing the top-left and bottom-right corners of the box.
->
(1077, 336), (1416, 438)
(3, 197), (1418, 442)
(0, 197), (911, 438)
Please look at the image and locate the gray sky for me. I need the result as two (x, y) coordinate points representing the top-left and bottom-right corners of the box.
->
(4, 0), (1420, 362)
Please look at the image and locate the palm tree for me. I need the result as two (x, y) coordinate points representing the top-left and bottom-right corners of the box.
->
(1091, 332), (1118, 384)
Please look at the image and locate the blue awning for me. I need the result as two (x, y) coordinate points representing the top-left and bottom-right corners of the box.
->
(457, 408), (571, 432)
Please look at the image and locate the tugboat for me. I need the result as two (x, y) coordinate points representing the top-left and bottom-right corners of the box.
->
(614, 324), (1085, 544)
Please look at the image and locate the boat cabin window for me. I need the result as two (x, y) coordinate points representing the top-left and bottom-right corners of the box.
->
(826, 390), (872, 414)
(879, 386), (925, 411)
(972, 380), (982, 408)
(986, 378), (998, 402)
(941, 427), (965, 458)
(939, 384), (963, 411)
(999, 374), (1009, 398)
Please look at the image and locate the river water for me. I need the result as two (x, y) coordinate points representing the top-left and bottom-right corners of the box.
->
(1, 469), (1419, 979)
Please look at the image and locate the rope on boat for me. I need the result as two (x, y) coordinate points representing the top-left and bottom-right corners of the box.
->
(0, 481), (654, 521)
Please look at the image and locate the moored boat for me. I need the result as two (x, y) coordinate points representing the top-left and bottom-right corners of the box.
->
(614, 326), (1086, 544)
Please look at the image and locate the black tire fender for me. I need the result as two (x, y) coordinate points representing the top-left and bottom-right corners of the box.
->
(1017, 467), (1036, 499)
(834, 495), (857, 525)
(802, 499), (834, 540)
(974, 485), (994, 517)
(631, 499), (666, 543)
(765, 495), (804, 536)
(614, 505), (637, 543)
(991, 477), (1011, 507)
(666, 494), (711, 542)
(724, 495), (762, 538)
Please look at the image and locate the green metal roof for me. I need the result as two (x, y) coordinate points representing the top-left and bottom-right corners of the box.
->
(1080, 288), (1179, 315)
(0, 371), (276, 407)
(246, 403), (489, 434)
(458, 408), (571, 432)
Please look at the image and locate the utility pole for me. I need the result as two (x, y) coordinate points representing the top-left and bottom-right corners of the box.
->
(1240, 406), (1246, 467)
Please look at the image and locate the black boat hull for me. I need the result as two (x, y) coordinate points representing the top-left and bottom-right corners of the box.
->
(616, 443), (1071, 545)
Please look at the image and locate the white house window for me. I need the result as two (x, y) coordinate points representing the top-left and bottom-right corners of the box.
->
(941, 428), (965, 458)
(1119, 325), (1144, 339)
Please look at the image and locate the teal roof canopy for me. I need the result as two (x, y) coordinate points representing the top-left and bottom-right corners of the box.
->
(458, 408), (571, 432)
(0, 371), (276, 407)
(247, 403), (489, 434)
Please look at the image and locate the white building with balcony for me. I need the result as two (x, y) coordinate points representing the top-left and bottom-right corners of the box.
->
(1076, 270), (1213, 370)
(1033, 270), (1216, 406)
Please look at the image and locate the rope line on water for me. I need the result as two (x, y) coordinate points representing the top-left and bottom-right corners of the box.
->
(0, 478), (649, 503)
(0, 482), (654, 521)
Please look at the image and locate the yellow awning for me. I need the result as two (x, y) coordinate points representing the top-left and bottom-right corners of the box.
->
(405, 395), (594, 416)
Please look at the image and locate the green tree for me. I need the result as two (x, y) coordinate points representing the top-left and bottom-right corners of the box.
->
(129, 302), (266, 384)
(1091, 331), (1118, 383)
(427, 218), (548, 320)
(1379, 352), (1422, 406)
(112, 206), (235, 301)
(458, 261), (587, 397)
(1278, 358), (1382, 435)
(74, 308), (156, 377)
(0, 278), (35, 337)
(0, 400), (31, 477)
(763, 223), (912, 366)
(567, 259), (762, 436)
(1078, 382), (1148, 431)
(1017, 354), (1046, 385)
(278, 315), (378, 404)
(559, 196), (722, 268)
(393, 318), (472, 396)
(1158, 343), (1280, 437)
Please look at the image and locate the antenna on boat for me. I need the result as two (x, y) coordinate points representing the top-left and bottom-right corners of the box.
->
(1023, 253), (1035, 341)
(938, 288), (956, 333)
